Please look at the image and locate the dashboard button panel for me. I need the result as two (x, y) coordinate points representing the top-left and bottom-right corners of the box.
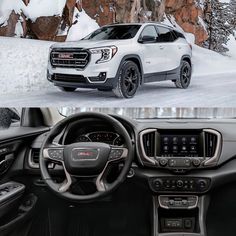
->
(159, 195), (198, 209)
(149, 177), (211, 193)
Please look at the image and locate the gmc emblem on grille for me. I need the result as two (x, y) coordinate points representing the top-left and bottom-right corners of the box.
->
(58, 53), (73, 59)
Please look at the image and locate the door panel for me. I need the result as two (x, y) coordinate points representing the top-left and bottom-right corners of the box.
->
(0, 126), (49, 235)
(139, 25), (168, 74)
(156, 26), (182, 71)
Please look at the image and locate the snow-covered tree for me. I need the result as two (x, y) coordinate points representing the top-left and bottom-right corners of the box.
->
(204, 0), (234, 53)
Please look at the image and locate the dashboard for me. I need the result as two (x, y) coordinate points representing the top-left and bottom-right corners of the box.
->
(2, 115), (236, 197)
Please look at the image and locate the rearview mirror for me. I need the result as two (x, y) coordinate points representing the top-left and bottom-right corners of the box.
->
(0, 108), (20, 129)
(139, 35), (157, 44)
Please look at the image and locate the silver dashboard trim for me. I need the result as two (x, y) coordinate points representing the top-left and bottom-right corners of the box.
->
(203, 128), (222, 166)
(139, 129), (157, 165)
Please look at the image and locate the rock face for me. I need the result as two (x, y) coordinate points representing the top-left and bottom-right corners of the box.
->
(165, 0), (208, 44)
(82, 0), (115, 26)
(29, 16), (61, 40)
(0, 0), (208, 45)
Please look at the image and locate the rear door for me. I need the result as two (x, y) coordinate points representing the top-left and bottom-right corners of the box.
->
(156, 26), (183, 71)
(138, 25), (167, 76)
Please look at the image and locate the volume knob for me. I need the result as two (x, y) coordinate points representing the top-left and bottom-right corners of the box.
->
(192, 158), (201, 167)
(159, 158), (168, 167)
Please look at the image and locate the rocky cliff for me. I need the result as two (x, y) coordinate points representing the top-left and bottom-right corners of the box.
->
(0, 0), (209, 45)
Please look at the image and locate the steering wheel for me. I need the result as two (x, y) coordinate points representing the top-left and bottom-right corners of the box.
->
(39, 112), (134, 201)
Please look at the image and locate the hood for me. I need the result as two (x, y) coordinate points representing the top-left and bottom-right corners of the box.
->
(51, 39), (133, 49)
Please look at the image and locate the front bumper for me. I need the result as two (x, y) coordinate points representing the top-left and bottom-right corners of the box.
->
(47, 69), (117, 89)
(47, 52), (121, 89)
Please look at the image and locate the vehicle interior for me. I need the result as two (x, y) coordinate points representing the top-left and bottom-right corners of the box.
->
(1, 108), (236, 236)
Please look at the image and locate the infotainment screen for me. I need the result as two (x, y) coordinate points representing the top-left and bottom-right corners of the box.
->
(158, 130), (203, 157)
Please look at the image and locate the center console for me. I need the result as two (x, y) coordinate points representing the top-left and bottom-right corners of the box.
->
(153, 195), (210, 236)
(138, 128), (219, 235)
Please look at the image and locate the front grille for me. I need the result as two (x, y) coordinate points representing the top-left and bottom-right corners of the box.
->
(53, 74), (87, 83)
(50, 48), (90, 69)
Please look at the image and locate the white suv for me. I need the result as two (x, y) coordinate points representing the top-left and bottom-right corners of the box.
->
(47, 23), (192, 98)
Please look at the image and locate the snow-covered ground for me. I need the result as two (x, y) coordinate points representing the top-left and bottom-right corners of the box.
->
(1, 72), (236, 107)
(0, 37), (53, 94)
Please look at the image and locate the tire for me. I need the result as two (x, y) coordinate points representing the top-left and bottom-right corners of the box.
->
(58, 87), (76, 92)
(175, 61), (192, 89)
(112, 61), (140, 98)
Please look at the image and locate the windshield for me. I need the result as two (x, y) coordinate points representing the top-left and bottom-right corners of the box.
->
(83, 25), (141, 40)
(59, 108), (236, 119)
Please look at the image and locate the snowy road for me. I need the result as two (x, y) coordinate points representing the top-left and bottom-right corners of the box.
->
(1, 73), (236, 107)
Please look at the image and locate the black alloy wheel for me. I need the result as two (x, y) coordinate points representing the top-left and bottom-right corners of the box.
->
(175, 61), (192, 89)
(113, 61), (140, 98)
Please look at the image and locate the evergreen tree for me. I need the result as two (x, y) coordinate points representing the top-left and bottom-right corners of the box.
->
(204, 0), (234, 53)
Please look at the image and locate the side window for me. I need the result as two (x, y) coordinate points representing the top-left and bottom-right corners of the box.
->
(140, 25), (158, 39)
(173, 30), (186, 39)
(156, 26), (175, 43)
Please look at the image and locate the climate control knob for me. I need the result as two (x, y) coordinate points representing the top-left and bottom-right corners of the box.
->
(192, 158), (201, 167)
(176, 180), (184, 188)
(159, 158), (168, 167)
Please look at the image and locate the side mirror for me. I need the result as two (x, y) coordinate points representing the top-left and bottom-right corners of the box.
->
(139, 35), (157, 44)
(0, 108), (20, 129)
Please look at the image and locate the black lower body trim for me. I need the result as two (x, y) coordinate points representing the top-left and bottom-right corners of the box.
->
(143, 66), (181, 83)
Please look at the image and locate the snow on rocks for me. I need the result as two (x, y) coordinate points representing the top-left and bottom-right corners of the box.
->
(66, 9), (99, 41)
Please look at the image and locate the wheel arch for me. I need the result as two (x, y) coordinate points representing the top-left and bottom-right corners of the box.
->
(117, 55), (144, 85)
(181, 55), (192, 68)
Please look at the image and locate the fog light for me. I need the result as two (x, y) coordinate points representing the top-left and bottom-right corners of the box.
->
(89, 72), (107, 82)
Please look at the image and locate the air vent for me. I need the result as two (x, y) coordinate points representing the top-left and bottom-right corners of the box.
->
(32, 149), (40, 163)
(204, 130), (220, 158)
(29, 149), (40, 168)
(28, 149), (54, 169)
(142, 131), (156, 157)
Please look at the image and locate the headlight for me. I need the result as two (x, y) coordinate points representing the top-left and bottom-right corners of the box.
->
(89, 46), (118, 64)
(49, 45), (54, 53)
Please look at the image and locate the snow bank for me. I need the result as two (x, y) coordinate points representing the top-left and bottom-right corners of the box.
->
(0, 37), (53, 94)
(25, 0), (66, 22)
(66, 9), (99, 41)
(192, 44), (236, 77)
(226, 34), (236, 60)
(0, 0), (66, 25)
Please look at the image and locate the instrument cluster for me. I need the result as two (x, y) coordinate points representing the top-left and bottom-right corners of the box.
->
(76, 131), (124, 146)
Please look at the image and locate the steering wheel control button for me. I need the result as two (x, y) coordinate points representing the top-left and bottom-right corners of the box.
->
(48, 149), (63, 161)
(109, 148), (124, 160)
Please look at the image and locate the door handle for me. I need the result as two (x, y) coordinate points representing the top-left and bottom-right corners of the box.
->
(178, 46), (182, 49)
(159, 46), (164, 50)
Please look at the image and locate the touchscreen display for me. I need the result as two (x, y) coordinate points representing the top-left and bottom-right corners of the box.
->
(159, 133), (201, 157)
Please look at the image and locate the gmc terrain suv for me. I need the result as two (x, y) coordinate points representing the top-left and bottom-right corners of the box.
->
(47, 23), (192, 98)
